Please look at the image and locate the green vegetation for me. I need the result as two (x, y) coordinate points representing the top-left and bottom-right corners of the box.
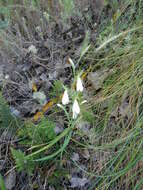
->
(0, 174), (6, 190)
(0, 0), (143, 189)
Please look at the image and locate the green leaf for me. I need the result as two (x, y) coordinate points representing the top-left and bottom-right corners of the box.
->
(60, 0), (75, 20)
(18, 117), (56, 145)
(34, 131), (72, 161)
(0, 93), (19, 129)
(78, 31), (90, 65)
(0, 174), (6, 190)
(11, 148), (34, 175)
(49, 80), (63, 98)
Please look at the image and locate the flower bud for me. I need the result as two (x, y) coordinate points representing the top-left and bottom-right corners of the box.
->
(72, 99), (80, 119)
(76, 77), (83, 92)
(62, 90), (69, 105)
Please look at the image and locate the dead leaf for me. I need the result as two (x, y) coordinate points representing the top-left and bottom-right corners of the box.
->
(42, 101), (54, 112)
(33, 111), (43, 122)
(32, 83), (38, 92)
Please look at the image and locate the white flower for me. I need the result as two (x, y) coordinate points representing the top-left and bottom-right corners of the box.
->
(76, 77), (83, 92)
(62, 90), (69, 105)
(72, 99), (80, 119)
(28, 45), (37, 54)
(5, 74), (9, 79)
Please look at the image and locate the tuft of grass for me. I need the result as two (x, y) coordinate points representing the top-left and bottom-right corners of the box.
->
(81, 1), (143, 188)
(59, 0), (75, 22)
(0, 0), (143, 189)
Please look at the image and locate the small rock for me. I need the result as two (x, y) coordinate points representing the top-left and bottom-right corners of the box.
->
(71, 153), (80, 162)
(33, 91), (47, 105)
(54, 122), (64, 135)
(48, 71), (58, 80)
(70, 177), (89, 188)
(76, 121), (90, 134)
(88, 69), (114, 90)
(21, 63), (31, 72)
(40, 73), (48, 82)
(83, 149), (90, 159)
(4, 170), (16, 190)
(35, 66), (45, 75)
(10, 106), (20, 117)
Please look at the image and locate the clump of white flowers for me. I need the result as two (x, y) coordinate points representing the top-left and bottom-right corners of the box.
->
(58, 58), (86, 120)
(28, 45), (37, 54)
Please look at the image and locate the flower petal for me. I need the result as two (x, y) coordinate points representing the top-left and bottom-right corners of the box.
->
(62, 90), (69, 105)
(76, 77), (83, 92)
(72, 99), (80, 119)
